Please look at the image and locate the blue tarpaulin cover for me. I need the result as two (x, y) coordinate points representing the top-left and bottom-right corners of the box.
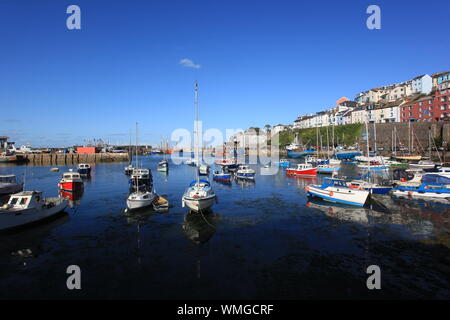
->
(421, 174), (450, 184)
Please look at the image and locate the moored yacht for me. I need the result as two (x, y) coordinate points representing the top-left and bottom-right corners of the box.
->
(306, 178), (370, 206)
(182, 179), (216, 212)
(235, 165), (256, 180)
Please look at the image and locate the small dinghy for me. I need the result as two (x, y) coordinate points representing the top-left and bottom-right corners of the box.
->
(278, 159), (290, 167)
(153, 195), (169, 212)
(0, 191), (68, 231)
(50, 168), (59, 172)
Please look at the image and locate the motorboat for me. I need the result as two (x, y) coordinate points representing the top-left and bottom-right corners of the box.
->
(286, 163), (317, 177)
(0, 175), (23, 196)
(58, 170), (83, 191)
(198, 163), (210, 176)
(316, 165), (340, 175)
(126, 189), (157, 211)
(306, 178), (369, 206)
(235, 165), (256, 180)
(347, 180), (392, 195)
(182, 179), (216, 212)
(77, 163), (91, 176)
(0, 191), (68, 231)
(157, 159), (169, 172)
(392, 183), (450, 201)
(213, 170), (232, 181)
(185, 159), (199, 167)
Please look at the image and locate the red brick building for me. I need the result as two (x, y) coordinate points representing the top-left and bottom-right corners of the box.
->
(400, 95), (436, 122)
(436, 80), (450, 121)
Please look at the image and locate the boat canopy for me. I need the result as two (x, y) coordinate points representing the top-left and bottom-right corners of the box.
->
(422, 174), (450, 184)
(189, 179), (210, 187)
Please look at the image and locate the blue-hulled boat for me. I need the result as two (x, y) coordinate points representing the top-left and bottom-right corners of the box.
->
(287, 150), (315, 159)
(316, 165), (340, 175)
(278, 159), (290, 167)
(347, 180), (392, 195)
(392, 183), (450, 201)
(334, 151), (361, 160)
(235, 165), (256, 180)
(213, 170), (232, 181)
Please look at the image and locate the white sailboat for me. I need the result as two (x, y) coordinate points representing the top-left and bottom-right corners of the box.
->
(182, 82), (216, 212)
(126, 123), (156, 211)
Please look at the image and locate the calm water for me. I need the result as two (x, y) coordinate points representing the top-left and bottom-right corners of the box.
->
(0, 155), (449, 299)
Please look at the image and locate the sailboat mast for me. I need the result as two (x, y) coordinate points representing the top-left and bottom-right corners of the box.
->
(135, 122), (138, 168)
(373, 121), (377, 154)
(365, 112), (370, 179)
(195, 81), (200, 184)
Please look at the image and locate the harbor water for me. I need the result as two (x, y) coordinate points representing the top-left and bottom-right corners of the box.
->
(0, 155), (449, 299)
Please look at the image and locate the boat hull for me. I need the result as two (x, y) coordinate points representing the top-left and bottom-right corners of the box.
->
(0, 199), (68, 231)
(77, 168), (91, 176)
(286, 168), (317, 176)
(306, 185), (369, 206)
(182, 195), (215, 212)
(59, 181), (83, 191)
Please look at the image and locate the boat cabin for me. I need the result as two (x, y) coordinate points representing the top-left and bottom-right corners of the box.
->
(5, 191), (42, 210)
(0, 175), (17, 184)
(322, 178), (348, 188)
(62, 172), (82, 180)
(78, 163), (91, 169)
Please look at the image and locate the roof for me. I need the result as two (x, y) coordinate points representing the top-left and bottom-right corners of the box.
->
(13, 191), (42, 196)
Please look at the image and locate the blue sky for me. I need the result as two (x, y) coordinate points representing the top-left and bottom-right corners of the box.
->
(1, 0), (449, 147)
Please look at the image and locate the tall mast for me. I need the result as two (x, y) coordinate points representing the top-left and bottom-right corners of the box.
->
(195, 81), (200, 183)
(365, 111), (370, 180)
(135, 122), (138, 168)
(373, 121), (377, 155)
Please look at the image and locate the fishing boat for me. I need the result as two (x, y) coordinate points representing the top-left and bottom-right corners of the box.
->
(235, 165), (256, 180)
(77, 163), (91, 176)
(0, 191), (68, 231)
(198, 163), (210, 176)
(286, 163), (317, 177)
(347, 180), (392, 195)
(58, 170), (83, 191)
(181, 82), (216, 213)
(213, 170), (232, 181)
(157, 159), (169, 172)
(126, 189), (157, 211)
(0, 175), (23, 196)
(316, 165), (340, 175)
(306, 178), (369, 206)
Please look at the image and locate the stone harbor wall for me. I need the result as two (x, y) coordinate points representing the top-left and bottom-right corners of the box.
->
(22, 152), (129, 165)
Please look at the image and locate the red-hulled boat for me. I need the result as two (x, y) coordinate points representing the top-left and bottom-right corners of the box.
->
(286, 163), (317, 176)
(58, 170), (83, 191)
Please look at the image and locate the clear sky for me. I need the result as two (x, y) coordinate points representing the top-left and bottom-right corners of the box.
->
(1, 0), (449, 147)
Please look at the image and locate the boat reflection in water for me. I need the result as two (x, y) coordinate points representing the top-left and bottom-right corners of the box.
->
(182, 210), (216, 245)
(59, 189), (84, 208)
(0, 212), (69, 258)
(235, 177), (256, 188)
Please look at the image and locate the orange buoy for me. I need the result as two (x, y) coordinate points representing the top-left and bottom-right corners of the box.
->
(329, 191), (334, 196)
